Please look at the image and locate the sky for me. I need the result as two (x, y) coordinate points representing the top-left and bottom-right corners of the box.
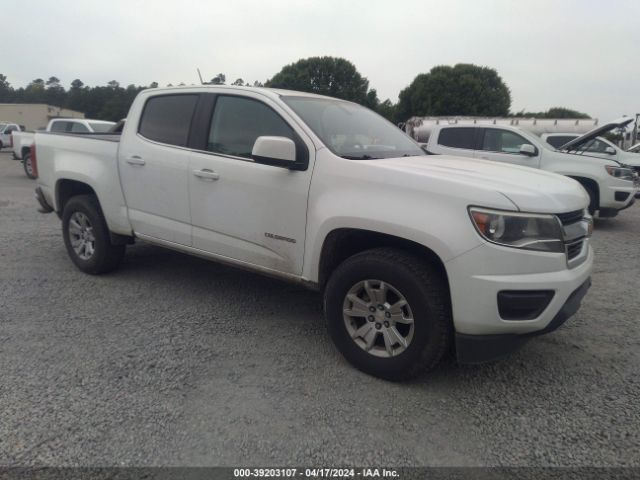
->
(4, 0), (639, 121)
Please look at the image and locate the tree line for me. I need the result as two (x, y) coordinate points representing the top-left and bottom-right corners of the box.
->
(0, 59), (590, 124)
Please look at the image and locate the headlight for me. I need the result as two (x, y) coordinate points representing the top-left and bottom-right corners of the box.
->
(469, 207), (564, 253)
(605, 165), (635, 181)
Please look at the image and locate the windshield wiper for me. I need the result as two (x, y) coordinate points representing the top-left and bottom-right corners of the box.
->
(340, 154), (380, 160)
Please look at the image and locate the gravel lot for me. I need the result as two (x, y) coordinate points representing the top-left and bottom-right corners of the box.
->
(1, 150), (639, 467)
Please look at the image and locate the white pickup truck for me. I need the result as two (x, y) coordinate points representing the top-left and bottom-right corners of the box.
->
(12, 118), (115, 178)
(423, 121), (639, 217)
(0, 122), (22, 149)
(33, 86), (594, 380)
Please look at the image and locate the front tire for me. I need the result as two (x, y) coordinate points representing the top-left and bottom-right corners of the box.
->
(324, 248), (452, 381)
(62, 195), (125, 274)
(23, 153), (36, 179)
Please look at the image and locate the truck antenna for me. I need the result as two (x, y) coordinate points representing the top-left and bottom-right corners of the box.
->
(197, 68), (204, 85)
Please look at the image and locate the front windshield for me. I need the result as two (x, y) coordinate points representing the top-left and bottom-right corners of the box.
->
(0, 124), (6, 131)
(282, 96), (424, 159)
(567, 137), (614, 155)
(89, 122), (115, 133)
(582, 138), (612, 154)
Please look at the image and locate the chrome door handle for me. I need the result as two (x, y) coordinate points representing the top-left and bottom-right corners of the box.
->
(193, 169), (220, 181)
(126, 156), (145, 166)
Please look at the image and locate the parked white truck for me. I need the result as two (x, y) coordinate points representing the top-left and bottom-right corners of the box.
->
(422, 121), (638, 217)
(0, 122), (22, 149)
(12, 118), (115, 178)
(33, 86), (594, 379)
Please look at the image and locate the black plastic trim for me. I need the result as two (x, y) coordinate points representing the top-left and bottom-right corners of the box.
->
(497, 290), (554, 320)
(34, 187), (54, 214)
(456, 278), (591, 364)
(615, 191), (630, 202)
(251, 154), (304, 171)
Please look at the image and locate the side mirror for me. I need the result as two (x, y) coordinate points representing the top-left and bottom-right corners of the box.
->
(520, 144), (537, 156)
(605, 146), (616, 155)
(252, 136), (297, 168)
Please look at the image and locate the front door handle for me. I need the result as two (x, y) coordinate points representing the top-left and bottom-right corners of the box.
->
(193, 169), (220, 181)
(479, 156), (489, 160)
(126, 155), (146, 166)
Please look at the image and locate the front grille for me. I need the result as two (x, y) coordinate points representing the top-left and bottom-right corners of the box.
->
(566, 241), (583, 260)
(556, 210), (583, 226)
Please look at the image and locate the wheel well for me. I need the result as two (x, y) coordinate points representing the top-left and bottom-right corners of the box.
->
(318, 228), (449, 290)
(55, 180), (97, 217)
(569, 176), (599, 208)
(22, 146), (31, 157)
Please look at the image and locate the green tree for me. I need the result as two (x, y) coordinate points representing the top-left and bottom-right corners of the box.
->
(232, 78), (244, 86)
(396, 64), (511, 122)
(0, 74), (13, 102)
(66, 79), (87, 113)
(210, 73), (226, 85)
(266, 56), (377, 106)
(24, 78), (47, 103)
(376, 99), (397, 122)
(545, 107), (590, 119)
(515, 107), (591, 119)
(45, 76), (66, 107)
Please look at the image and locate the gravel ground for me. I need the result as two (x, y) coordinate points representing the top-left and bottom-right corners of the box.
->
(0, 151), (639, 467)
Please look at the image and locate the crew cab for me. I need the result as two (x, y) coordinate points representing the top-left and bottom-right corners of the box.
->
(12, 118), (116, 178)
(33, 86), (594, 380)
(424, 122), (638, 217)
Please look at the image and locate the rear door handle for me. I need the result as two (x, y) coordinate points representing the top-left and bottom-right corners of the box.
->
(126, 155), (145, 166)
(193, 169), (220, 181)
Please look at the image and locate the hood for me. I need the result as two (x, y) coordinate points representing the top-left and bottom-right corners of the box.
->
(627, 143), (640, 154)
(559, 117), (634, 152)
(369, 156), (589, 213)
(616, 150), (640, 168)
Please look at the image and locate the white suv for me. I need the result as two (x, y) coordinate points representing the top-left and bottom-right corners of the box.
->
(424, 123), (638, 217)
(542, 133), (640, 170)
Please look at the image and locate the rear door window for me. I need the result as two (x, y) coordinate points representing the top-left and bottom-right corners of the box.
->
(437, 128), (477, 150)
(70, 122), (90, 133)
(50, 121), (70, 133)
(138, 94), (199, 147)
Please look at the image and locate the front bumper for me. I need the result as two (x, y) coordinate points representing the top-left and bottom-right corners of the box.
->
(446, 240), (593, 337)
(599, 181), (637, 212)
(456, 278), (591, 364)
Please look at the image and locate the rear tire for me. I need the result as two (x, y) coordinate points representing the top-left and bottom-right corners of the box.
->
(23, 153), (36, 179)
(324, 247), (452, 381)
(62, 194), (125, 274)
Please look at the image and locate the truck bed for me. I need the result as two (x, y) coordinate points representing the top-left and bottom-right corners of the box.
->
(34, 130), (131, 235)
